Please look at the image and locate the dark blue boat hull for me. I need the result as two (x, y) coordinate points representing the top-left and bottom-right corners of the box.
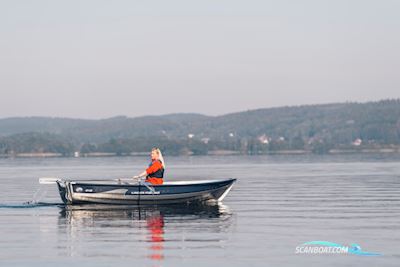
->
(57, 179), (236, 205)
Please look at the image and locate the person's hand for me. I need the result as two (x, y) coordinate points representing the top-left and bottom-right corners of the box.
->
(132, 175), (140, 180)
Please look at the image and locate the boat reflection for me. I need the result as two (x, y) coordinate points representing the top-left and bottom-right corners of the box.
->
(58, 203), (233, 263)
(58, 202), (231, 222)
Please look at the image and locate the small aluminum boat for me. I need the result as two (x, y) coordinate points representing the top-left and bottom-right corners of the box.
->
(40, 178), (236, 205)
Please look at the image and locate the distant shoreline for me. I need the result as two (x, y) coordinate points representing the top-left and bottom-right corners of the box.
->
(1, 148), (400, 158)
(2, 100), (400, 158)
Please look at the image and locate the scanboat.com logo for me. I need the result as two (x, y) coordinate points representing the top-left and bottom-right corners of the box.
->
(295, 241), (382, 256)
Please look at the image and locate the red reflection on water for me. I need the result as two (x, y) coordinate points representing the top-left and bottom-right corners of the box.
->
(147, 213), (165, 262)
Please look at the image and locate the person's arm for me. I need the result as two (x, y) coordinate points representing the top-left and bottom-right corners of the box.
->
(137, 170), (147, 177)
(133, 170), (147, 179)
(134, 161), (162, 179)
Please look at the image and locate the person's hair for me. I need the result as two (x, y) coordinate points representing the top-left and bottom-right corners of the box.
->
(152, 148), (166, 168)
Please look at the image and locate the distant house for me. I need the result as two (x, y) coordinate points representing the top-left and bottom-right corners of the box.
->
(201, 138), (210, 144)
(352, 138), (362, 146)
(258, 134), (270, 144)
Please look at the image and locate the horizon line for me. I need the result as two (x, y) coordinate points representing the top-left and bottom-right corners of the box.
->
(1, 98), (399, 121)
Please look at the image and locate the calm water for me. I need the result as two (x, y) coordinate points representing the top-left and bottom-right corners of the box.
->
(1, 154), (400, 266)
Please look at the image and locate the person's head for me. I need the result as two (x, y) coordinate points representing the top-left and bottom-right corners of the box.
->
(151, 148), (160, 160)
(151, 148), (166, 168)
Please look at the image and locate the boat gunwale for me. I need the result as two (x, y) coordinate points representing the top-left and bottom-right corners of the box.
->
(68, 186), (231, 198)
(65, 178), (236, 187)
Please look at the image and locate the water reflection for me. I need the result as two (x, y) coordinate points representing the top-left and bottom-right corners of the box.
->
(57, 203), (233, 263)
(146, 211), (164, 261)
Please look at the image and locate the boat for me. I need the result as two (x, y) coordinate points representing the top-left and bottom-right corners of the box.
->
(39, 177), (236, 205)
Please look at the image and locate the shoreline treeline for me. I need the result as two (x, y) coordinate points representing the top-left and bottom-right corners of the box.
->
(1, 99), (400, 156)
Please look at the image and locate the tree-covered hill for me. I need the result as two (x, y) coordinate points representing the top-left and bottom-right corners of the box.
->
(1, 99), (399, 156)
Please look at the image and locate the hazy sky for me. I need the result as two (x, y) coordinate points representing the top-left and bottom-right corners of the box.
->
(1, 0), (399, 119)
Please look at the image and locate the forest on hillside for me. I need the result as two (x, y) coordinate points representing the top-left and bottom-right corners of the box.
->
(1, 99), (400, 156)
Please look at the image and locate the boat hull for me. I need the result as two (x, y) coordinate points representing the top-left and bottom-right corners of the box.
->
(57, 178), (236, 205)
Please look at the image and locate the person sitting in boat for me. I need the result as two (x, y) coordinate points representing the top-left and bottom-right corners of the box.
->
(134, 148), (165, 185)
